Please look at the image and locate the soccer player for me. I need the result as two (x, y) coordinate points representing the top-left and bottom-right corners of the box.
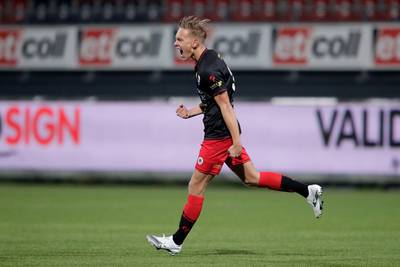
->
(146, 15), (323, 255)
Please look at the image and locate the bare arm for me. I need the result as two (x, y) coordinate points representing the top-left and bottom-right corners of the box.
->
(214, 91), (242, 157)
(176, 104), (204, 119)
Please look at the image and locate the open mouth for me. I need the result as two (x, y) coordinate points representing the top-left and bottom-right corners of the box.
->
(176, 47), (183, 57)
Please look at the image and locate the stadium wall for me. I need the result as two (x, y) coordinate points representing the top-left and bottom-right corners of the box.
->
(1, 22), (399, 184)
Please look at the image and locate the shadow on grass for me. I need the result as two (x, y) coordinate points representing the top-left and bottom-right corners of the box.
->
(192, 249), (262, 256)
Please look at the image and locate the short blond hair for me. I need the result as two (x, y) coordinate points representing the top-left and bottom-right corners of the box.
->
(178, 15), (210, 42)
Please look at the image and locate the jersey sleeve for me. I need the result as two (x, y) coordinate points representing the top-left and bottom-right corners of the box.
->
(201, 70), (227, 97)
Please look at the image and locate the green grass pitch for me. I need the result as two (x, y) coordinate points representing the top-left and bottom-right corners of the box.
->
(0, 183), (399, 267)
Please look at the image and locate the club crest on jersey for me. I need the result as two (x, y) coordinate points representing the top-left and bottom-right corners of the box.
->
(209, 75), (216, 82)
(197, 157), (204, 165)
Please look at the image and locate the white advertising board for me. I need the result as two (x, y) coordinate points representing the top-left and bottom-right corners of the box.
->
(273, 25), (372, 69)
(1, 23), (400, 70)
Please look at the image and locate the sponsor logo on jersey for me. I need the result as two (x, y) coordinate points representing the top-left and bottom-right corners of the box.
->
(210, 81), (223, 90)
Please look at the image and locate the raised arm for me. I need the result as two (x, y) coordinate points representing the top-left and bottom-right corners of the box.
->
(214, 91), (242, 157)
(176, 104), (204, 119)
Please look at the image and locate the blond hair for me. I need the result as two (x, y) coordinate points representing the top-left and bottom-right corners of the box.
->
(178, 15), (210, 42)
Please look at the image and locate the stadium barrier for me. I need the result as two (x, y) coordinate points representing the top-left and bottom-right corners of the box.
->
(0, 99), (399, 183)
(0, 23), (400, 70)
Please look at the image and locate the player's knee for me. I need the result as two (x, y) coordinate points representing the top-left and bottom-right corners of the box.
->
(188, 179), (199, 191)
(188, 178), (206, 195)
(243, 172), (259, 187)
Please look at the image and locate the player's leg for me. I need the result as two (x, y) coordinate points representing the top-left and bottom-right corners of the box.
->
(172, 169), (213, 245)
(147, 139), (223, 254)
(228, 161), (309, 196)
(226, 149), (323, 218)
(146, 170), (213, 255)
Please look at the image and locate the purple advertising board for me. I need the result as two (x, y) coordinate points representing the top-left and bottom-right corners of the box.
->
(0, 100), (399, 176)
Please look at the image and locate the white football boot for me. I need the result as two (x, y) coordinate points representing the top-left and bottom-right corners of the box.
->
(146, 234), (182, 255)
(306, 184), (323, 218)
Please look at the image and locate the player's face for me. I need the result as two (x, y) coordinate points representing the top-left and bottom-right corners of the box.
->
(174, 28), (196, 61)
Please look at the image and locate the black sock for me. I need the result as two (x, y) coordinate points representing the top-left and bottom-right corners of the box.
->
(281, 176), (309, 198)
(172, 214), (195, 245)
